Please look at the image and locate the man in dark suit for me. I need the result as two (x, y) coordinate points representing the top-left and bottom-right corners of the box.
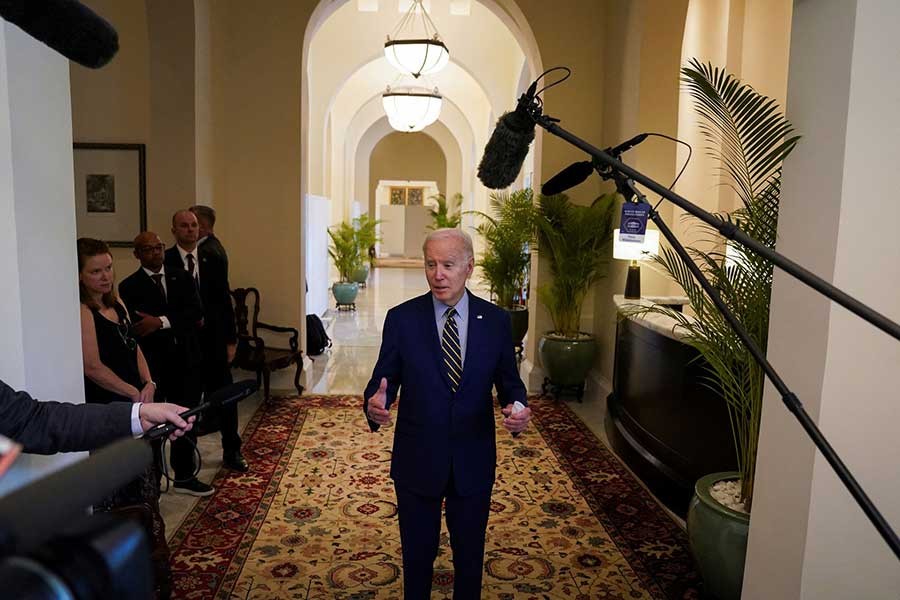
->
(119, 231), (212, 495)
(165, 210), (248, 472)
(0, 379), (193, 454)
(189, 204), (228, 267)
(363, 228), (532, 599)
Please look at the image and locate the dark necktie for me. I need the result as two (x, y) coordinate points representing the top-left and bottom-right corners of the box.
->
(442, 307), (463, 392)
(186, 253), (199, 290)
(186, 253), (196, 277)
(150, 273), (166, 301)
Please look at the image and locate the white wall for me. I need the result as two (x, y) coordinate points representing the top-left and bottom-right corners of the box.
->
(743, 1), (900, 597)
(0, 24), (86, 493)
(304, 194), (331, 318)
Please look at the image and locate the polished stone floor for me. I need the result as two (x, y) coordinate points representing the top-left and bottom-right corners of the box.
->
(158, 267), (658, 534)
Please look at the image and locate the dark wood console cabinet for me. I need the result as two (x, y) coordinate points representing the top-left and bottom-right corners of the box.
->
(605, 314), (737, 516)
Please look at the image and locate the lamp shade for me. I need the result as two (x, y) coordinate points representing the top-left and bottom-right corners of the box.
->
(384, 39), (449, 78)
(383, 85), (442, 132)
(384, 0), (450, 78)
(613, 228), (660, 261)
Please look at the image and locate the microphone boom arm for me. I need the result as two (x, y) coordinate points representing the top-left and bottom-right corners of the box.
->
(529, 108), (900, 560)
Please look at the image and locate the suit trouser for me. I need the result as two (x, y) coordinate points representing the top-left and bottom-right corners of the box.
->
(161, 371), (202, 480)
(201, 350), (241, 456)
(395, 468), (492, 600)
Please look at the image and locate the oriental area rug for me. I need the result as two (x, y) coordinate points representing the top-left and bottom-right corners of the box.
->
(168, 395), (700, 599)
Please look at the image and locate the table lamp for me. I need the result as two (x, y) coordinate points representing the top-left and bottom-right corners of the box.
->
(613, 228), (660, 299)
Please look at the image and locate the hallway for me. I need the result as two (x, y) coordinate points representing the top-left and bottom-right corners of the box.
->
(160, 266), (612, 533)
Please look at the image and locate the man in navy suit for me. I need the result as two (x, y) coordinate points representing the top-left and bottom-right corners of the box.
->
(364, 228), (532, 599)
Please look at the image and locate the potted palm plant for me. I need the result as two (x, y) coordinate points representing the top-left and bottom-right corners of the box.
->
(328, 221), (362, 307)
(534, 192), (616, 399)
(427, 192), (463, 230)
(630, 59), (799, 600)
(471, 188), (535, 352)
(350, 214), (382, 285)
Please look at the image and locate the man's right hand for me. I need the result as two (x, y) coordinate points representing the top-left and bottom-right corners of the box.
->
(139, 403), (195, 441)
(366, 377), (393, 427)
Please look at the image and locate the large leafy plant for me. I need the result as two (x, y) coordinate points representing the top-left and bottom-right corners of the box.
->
(427, 192), (463, 230)
(353, 214), (382, 266)
(535, 193), (617, 338)
(328, 221), (361, 283)
(472, 188), (535, 309)
(636, 59), (799, 509)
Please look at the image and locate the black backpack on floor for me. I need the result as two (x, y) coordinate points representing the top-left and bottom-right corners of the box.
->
(306, 314), (332, 356)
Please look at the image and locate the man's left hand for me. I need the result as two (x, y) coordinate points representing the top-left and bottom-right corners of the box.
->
(226, 343), (237, 364)
(133, 312), (163, 336)
(501, 403), (531, 434)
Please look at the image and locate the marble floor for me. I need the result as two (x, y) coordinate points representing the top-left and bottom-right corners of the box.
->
(159, 267), (678, 535)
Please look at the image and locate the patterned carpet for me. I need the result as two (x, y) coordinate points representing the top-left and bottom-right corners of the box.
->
(169, 396), (700, 599)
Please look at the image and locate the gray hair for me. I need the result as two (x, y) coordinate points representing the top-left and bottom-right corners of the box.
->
(423, 228), (474, 260)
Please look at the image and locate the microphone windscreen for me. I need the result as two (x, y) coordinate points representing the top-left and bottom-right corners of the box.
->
(541, 161), (594, 196)
(0, 439), (151, 556)
(477, 109), (535, 190)
(0, 0), (119, 69)
(206, 379), (259, 407)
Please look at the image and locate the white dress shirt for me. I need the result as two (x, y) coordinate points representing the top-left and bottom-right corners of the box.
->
(142, 266), (171, 330)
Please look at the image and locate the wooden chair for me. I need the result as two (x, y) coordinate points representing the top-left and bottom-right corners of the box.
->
(230, 287), (304, 400)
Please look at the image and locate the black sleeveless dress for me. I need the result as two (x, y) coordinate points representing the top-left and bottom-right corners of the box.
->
(83, 302), (171, 599)
(84, 302), (142, 405)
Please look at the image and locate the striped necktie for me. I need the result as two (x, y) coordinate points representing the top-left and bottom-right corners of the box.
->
(442, 307), (463, 392)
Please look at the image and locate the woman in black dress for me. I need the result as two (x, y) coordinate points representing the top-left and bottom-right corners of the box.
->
(77, 238), (171, 599)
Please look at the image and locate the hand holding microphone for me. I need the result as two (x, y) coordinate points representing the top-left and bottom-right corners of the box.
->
(502, 400), (531, 437)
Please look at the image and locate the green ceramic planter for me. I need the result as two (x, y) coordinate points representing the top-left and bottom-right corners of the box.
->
(332, 282), (359, 305)
(538, 333), (596, 387)
(351, 264), (369, 285)
(503, 305), (528, 349)
(687, 472), (750, 600)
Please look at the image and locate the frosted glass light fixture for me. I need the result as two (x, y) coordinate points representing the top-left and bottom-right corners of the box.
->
(385, 0), (449, 78)
(383, 82), (443, 132)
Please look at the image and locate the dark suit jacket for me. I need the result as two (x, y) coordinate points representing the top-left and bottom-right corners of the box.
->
(200, 234), (228, 271)
(0, 379), (132, 454)
(118, 267), (204, 379)
(164, 246), (236, 363)
(363, 291), (527, 497)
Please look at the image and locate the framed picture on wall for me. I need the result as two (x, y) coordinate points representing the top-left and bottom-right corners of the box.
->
(73, 142), (146, 247)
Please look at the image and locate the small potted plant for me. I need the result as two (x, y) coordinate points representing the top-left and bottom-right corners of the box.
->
(350, 214), (382, 286)
(328, 221), (362, 307)
(471, 188), (535, 353)
(534, 192), (616, 400)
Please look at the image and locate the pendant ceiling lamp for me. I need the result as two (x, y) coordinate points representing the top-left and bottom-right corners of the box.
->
(383, 82), (443, 133)
(384, 0), (449, 78)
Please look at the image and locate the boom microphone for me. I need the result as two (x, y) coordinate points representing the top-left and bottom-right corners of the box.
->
(0, 439), (151, 556)
(541, 160), (594, 196)
(0, 0), (119, 69)
(477, 80), (538, 190)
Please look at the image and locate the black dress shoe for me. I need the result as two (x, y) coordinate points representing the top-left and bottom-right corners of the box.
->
(223, 453), (249, 472)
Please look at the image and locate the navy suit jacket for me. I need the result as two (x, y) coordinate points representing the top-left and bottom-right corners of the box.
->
(363, 290), (526, 497)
